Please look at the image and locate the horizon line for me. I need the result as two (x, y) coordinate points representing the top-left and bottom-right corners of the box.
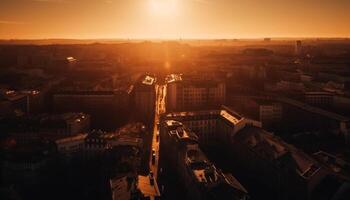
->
(1, 36), (350, 41)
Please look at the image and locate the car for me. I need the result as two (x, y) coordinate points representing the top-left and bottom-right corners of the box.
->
(156, 131), (159, 141)
(152, 149), (156, 164)
(149, 171), (154, 185)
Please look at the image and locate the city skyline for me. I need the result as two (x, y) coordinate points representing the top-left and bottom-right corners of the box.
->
(1, 0), (350, 39)
(1, 1), (350, 200)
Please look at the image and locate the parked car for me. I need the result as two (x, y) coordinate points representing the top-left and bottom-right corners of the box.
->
(152, 149), (156, 164)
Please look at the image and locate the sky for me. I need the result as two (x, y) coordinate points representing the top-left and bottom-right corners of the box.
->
(0, 0), (349, 39)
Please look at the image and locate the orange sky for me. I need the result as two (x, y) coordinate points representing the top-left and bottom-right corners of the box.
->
(0, 0), (349, 39)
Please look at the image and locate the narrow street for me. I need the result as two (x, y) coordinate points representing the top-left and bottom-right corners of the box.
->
(138, 83), (166, 199)
(150, 84), (166, 196)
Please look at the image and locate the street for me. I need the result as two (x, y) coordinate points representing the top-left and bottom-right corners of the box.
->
(138, 83), (166, 199)
(151, 84), (166, 191)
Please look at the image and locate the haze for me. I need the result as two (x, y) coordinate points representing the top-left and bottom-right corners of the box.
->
(0, 0), (350, 39)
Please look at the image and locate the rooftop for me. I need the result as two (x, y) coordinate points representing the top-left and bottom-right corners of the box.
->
(234, 126), (322, 179)
(166, 107), (244, 126)
(186, 148), (217, 185)
(313, 151), (350, 179)
(165, 120), (184, 129)
(141, 75), (155, 86)
(277, 96), (349, 122)
(185, 147), (248, 197)
(55, 90), (128, 95)
(170, 126), (199, 142)
(220, 110), (242, 125)
(0, 112), (89, 131)
(55, 133), (87, 144)
(0, 89), (27, 101)
(166, 110), (220, 118)
(166, 74), (182, 83)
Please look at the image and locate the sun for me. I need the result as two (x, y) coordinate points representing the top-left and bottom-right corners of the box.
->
(149, 0), (178, 17)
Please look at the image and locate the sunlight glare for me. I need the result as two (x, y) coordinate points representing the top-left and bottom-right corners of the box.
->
(149, 0), (178, 17)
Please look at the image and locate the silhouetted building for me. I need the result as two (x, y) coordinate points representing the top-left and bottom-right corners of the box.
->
(1, 143), (52, 185)
(159, 120), (248, 200)
(0, 113), (90, 144)
(84, 124), (144, 155)
(259, 102), (283, 127)
(295, 40), (302, 56)
(164, 106), (261, 146)
(166, 75), (226, 112)
(230, 126), (331, 200)
(55, 133), (87, 155)
(304, 92), (333, 107)
(53, 90), (130, 128)
(110, 174), (138, 200)
(133, 75), (156, 122)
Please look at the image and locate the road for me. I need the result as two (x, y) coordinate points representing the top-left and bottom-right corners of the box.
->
(139, 84), (166, 199)
(151, 84), (166, 190)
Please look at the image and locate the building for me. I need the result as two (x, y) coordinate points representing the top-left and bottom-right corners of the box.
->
(162, 106), (348, 199)
(34, 112), (90, 135)
(53, 90), (130, 113)
(166, 74), (226, 112)
(0, 113), (90, 144)
(0, 89), (27, 115)
(313, 151), (350, 179)
(276, 80), (305, 92)
(304, 92), (333, 107)
(84, 123), (144, 153)
(1, 84), (58, 115)
(0, 96), (13, 116)
(85, 130), (116, 153)
(163, 106), (261, 145)
(226, 96), (282, 129)
(259, 102), (283, 126)
(333, 95), (350, 110)
(133, 75), (156, 122)
(159, 120), (248, 200)
(110, 174), (138, 200)
(1, 143), (52, 185)
(53, 90), (130, 128)
(295, 40), (302, 56)
(55, 133), (87, 155)
(300, 73), (313, 82)
(230, 126), (331, 200)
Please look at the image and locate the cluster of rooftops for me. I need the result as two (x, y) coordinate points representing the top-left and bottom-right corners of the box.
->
(164, 120), (248, 197)
(164, 107), (327, 182)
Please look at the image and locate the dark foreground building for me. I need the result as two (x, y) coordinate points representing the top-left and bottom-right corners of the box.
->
(163, 107), (350, 200)
(159, 120), (248, 200)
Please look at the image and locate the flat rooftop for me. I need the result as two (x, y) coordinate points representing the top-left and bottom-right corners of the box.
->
(166, 107), (243, 125)
(220, 110), (242, 125)
(165, 120), (183, 128)
(142, 75), (155, 86)
(166, 74), (182, 83)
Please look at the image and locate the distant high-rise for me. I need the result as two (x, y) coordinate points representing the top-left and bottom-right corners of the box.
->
(295, 40), (302, 55)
